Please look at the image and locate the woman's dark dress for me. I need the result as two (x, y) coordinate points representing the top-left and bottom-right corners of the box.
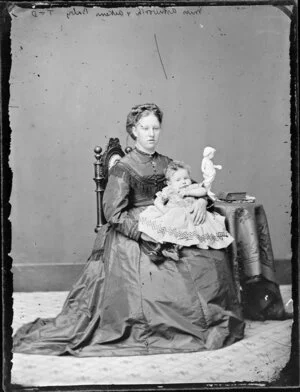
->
(13, 148), (245, 356)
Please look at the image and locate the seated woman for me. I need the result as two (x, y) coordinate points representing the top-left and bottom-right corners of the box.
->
(13, 103), (284, 357)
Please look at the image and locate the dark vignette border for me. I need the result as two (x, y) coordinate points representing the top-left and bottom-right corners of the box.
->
(1, 2), (13, 392)
(1, 0), (298, 391)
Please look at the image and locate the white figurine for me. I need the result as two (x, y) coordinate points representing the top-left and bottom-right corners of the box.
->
(201, 146), (222, 199)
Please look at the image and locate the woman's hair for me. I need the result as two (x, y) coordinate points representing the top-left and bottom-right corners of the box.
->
(165, 160), (191, 182)
(203, 146), (216, 157)
(126, 103), (163, 140)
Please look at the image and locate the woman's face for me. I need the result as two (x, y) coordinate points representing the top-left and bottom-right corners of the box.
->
(132, 113), (161, 154)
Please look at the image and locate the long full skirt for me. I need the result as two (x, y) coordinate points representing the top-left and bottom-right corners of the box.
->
(13, 228), (245, 356)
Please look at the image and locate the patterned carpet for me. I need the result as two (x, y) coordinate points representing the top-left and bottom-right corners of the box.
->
(11, 286), (293, 387)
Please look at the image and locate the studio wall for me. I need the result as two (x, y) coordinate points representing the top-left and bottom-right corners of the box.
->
(9, 5), (291, 279)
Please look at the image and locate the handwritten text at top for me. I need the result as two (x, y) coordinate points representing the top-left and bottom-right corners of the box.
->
(30, 7), (202, 19)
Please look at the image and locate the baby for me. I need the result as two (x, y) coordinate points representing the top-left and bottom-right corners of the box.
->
(139, 160), (234, 261)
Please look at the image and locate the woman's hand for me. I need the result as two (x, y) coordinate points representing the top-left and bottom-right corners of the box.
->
(190, 198), (207, 225)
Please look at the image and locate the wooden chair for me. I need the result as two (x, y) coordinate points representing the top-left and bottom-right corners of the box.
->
(93, 138), (131, 232)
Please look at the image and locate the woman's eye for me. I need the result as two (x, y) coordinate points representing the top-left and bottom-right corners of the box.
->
(140, 125), (160, 132)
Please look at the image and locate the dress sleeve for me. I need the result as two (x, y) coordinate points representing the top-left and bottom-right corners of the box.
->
(188, 183), (203, 190)
(103, 163), (141, 241)
(190, 180), (214, 209)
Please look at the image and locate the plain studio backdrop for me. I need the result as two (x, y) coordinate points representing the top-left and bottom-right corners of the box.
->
(9, 5), (291, 289)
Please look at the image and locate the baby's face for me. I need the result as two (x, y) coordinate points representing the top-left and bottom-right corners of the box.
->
(169, 168), (192, 192)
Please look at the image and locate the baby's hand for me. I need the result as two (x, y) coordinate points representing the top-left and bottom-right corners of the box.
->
(215, 165), (222, 170)
(178, 188), (187, 197)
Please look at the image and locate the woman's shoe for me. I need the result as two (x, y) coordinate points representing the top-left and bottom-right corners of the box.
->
(161, 244), (179, 261)
(140, 240), (164, 264)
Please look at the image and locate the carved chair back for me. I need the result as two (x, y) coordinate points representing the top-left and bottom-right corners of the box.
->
(93, 138), (131, 232)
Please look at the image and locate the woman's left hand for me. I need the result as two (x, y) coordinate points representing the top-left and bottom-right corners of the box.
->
(190, 198), (207, 225)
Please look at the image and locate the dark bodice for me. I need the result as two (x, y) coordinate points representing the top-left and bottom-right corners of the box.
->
(102, 148), (171, 241)
(115, 148), (171, 206)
